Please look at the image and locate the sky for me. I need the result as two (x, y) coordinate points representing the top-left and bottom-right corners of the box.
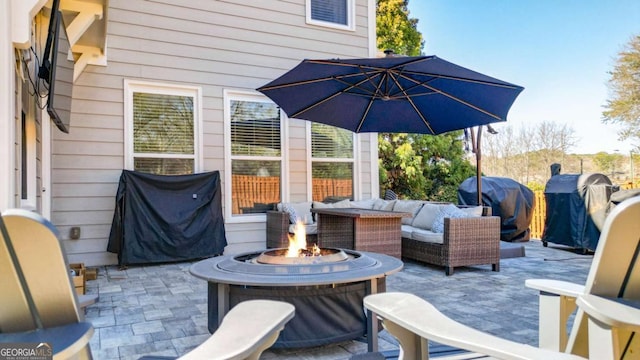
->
(407, 0), (640, 155)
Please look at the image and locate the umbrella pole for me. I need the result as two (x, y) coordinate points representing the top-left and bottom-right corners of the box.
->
(475, 126), (483, 206)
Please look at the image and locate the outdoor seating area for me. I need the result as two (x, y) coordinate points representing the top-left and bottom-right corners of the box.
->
(7, 197), (640, 359)
(267, 198), (501, 274)
(76, 239), (592, 359)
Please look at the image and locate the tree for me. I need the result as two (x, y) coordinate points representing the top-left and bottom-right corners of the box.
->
(376, 0), (424, 56)
(603, 34), (640, 147)
(481, 121), (577, 184)
(593, 151), (623, 180)
(378, 132), (476, 202)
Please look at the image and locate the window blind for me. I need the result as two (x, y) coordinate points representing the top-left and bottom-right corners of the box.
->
(311, 123), (353, 158)
(230, 100), (281, 156)
(133, 92), (194, 154)
(311, 0), (348, 25)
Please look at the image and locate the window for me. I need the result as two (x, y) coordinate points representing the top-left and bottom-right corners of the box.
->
(307, 0), (355, 31)
(124, 80), (201, 175)
(311, 123), (354, 202)
(225, 91), (283, 218)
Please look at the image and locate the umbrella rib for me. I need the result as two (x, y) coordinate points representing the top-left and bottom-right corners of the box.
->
(332, 72), (386, 98)
(355, 76), (387, 132)
(397, 72), (505, 121)
(398, 69), (523, 90)
(259, 73), (360, 91)
(289, 75), (375, 118)
(387, 72), (436, 134)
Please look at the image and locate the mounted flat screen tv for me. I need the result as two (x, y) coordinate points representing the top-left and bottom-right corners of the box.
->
(39, 5), (74, 133)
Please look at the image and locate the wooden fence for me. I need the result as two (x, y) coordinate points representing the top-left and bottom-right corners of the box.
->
(231, 175), (352, 214)
(530, 191), (546, 239)
(232, 175), (639, 236)
(312, 179), (353, 202)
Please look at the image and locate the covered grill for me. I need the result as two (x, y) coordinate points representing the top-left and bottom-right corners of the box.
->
(542, 173), (616, 252)
(458, 176), (534, 242)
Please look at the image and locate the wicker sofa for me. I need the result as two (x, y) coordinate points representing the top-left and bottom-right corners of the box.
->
(267, 199), (501, 275)
(399, 202), (501, 275)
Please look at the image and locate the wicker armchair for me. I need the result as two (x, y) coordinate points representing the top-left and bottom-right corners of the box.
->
(401, 207), (501, 275)
(266, 210), (318, 249)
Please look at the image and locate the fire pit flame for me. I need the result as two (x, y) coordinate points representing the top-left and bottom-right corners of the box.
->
(254, 220), (348, 264)
(286, 221), (320, 257)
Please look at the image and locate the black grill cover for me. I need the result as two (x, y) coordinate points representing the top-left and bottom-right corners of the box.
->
(458, 176), (534, 242)
(107, 170), (227, 266)
(542, 173), (614, 251)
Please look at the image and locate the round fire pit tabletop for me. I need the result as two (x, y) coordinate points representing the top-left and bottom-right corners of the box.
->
(190, 249), (403, 287)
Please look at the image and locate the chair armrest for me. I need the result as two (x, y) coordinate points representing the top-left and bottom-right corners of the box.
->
(525, 279), (585, 297)
(180, 299), (294, 360)
(364, 292), (584, 360)
(577, 294), (640, 331)
(0, 322), (93, 359)
(444, 216), (500, 247)
(266, 210), (289, 227)
(525, 279), (585, 352)
(266, 211), (291, 248)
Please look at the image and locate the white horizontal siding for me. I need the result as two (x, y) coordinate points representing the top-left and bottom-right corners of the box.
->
(53, 0), (375, 264)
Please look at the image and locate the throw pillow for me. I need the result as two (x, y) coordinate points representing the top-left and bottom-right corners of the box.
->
(281, 203), (299, 224)
(291, 201), (314, 225)
(459, 206), (484, 217)
(431, 204), (470, 233)
(350, 198), (377, 209)
(373, 198), (395, 211)
(392, 200), (424, 225)
(384, 189), (398, 200)
(412, 203), (442, 230)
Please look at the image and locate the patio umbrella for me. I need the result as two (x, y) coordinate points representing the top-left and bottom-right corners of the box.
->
(257, 55), (524, 204)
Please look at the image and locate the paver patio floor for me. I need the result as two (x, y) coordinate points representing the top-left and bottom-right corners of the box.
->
(84, 240), (592, 359)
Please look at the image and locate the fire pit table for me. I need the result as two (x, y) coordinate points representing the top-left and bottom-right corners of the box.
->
(312, 208), (411, 259)
(190, 249), (403, 350)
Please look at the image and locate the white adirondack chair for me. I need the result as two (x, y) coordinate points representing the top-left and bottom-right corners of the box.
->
(526, 195), (640, 358)
(0, 209), (295, 360)
(363, 196), (640, 360)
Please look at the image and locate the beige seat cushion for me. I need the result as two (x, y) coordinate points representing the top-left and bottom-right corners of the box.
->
(393, 200), (425, 225)
(412, 203), (444, 230)
(400, 224), (414, 239)
(411, 228), (444, 244)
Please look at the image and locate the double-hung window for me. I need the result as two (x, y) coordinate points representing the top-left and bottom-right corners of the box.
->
(225, 91), (283, 218)
(307, 0), (355, 31)
(124, 80), (201, 175)
(311, 123), (354, 201)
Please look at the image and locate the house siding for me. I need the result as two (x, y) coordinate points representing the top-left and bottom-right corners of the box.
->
(54, 0), (376, 265)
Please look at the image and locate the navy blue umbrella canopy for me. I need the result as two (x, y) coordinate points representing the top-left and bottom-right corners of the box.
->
(257, 55), (524, 135)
